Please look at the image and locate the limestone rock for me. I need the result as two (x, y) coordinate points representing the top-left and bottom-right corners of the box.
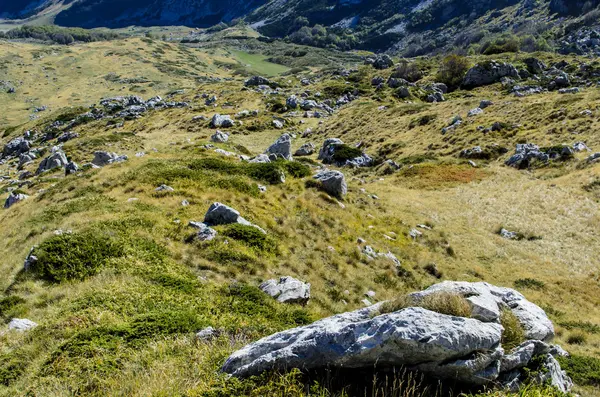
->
(36, 147), (68, 174)
(313, 170), (347, 198)
(294, 143), (315, 157)
(210, 114), (234, 128)
(4, 192), (28, 209)
(259, 276), (311, 304)
(92, 151), (128, 166)
(463, 61), (520, 88)
(222, 306), (503, 379)
(211, 130), (229, 143)
(8, 318), (37, 332)
(265, 134), (293, 161)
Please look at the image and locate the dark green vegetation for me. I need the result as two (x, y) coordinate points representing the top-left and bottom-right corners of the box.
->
(559, 354), (600, 386)
(29, 231), (124, 283)
(0, 25), (120, 45)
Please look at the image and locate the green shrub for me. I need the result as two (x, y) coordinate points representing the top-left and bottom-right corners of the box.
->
(29, 231), (124, 283)
(331, 144), (363, 163)
(436, 54), (470, 90)
(482, 35), (520, 55)
(514, 278), (546, 291)
(127, 309), (205, 341)
(566, 331), (587, 345)
(378, 292), (472, 318)
(500, 308), (525, 350)
(222, 224), (277, 253)
(558, 354), (600, 386)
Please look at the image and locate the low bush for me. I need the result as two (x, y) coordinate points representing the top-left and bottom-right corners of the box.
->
(331, 144), (363, 163)
(29, 231), (124, 283)
(558, 354), (600, 386)
(514, 278), (546, 290)
(436, 54), (470, 90)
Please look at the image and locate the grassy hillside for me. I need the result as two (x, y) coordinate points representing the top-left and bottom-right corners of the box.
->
(0, 37), (599, 396)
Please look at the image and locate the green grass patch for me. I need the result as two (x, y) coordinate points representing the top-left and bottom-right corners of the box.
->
(222, 224), (277, 253)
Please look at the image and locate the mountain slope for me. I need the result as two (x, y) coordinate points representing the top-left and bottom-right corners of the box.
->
(54, 0), (268, 28)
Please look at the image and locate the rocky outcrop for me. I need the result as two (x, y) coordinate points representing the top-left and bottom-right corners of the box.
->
(313, 170), (347, 198)
(2, 137), (31, 158)
(409, 281), (554, 341)
(210, 114), (234, 128)
(294, 142), (315, 156)
(92, 151), (128, 167)
(265, 134), (293, 161)
(222, 281), (570, 393)
(318, 138), (372, 167)
(211, 130), (229, 143)
(8, 318), (37, 332)
(259, 276), (311, 304)
(36, 147), (68, 174)
(4, 192), (28, 209)
(463, 61), (520, 88)
(203, 202), (265, 233)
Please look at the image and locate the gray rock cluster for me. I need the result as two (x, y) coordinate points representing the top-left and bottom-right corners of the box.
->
(222, 281), (571, 393)
(210, 130), (229, 143)
(188, 221), (217, 242)
(92, 151), (128, 167)
(4, 192), (28, 209)
(367, 54), (394, 70)
(36, 146), (68, 175)
(318, 138), (372, 167)
(463, 61), (520, 88)
(210, 114), (235, 128)
(245, 76), (275, 88)
(259, 276), (311, 305)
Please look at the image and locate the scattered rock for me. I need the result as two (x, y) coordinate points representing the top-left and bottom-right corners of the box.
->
(65, 161), (80, 175)
(294, 142), (315, 157)
(211, 130), (229, 143)
(196, 326), (218, 341)
(203, 202), (264, 233)
(36, 146), (68, 174)
(468, 108), (484, 117)
(266, 134), (293, 161)
(210, 114), (234, 128)
(188, 221), (217, 241)
(155, 184), (174, 192)
(3, 137), (31, 158)
(313, 170), (347, 198)
(92, 151), (128, 166)
(4, 192), (28, 209)
(8, 318), (37, 332)
(259, 276), (311, 304)
(463, 61), (520, 88)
